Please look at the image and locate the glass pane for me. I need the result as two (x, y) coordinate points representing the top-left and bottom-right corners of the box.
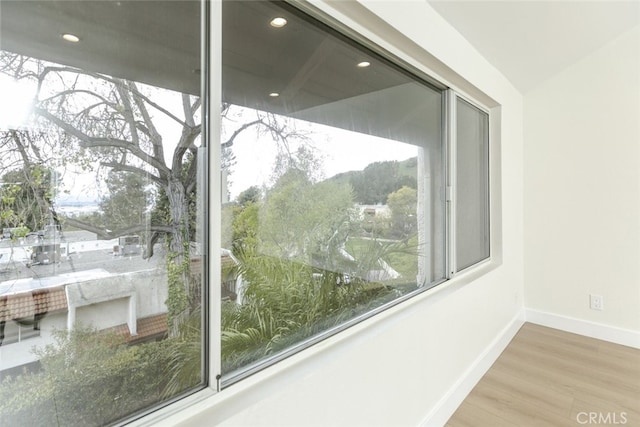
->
(221, 1), (445, 378)
(455, 98), (490, 271)
(0, 1), (205, 425)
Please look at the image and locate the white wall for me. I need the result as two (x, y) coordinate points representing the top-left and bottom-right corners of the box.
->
(151, 1), (525, 426)
(524, 26), (640, 336)
(76, 299), (130, 330)
(0, 312), (67, 371)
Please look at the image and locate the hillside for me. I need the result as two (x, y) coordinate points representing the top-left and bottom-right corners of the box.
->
(325, 157), (417, 205)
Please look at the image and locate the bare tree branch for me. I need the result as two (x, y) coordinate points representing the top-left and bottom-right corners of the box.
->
(129, 81), (165, 163)
(221, 119), (263, 149)
(34, 107), (171, 178)
(100, 162), (163, 186)
(39, 89), (114, 107)
(114, 79), (140, 147)
(61, 216), (173, 240)
(190, 98), (201, 116)
(36, 65), (190, 128)
(170, 94), (201, 174)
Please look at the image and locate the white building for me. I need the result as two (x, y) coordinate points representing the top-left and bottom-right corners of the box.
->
(0, 268), (168, 377)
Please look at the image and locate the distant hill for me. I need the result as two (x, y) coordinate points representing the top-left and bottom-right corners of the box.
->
(56, 195), (99, 207)
(325, 157), (417, 204)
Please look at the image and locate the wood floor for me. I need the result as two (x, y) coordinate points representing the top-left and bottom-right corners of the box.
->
(446, 322), (640, 427)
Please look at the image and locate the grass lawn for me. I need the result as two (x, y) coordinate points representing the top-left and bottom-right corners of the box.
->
(345, 235), (418, 281)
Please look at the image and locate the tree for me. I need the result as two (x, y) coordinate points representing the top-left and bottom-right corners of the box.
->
(0, 53), (296, 332)
(100, 170), (153, 231)
(0, 129), (61, 233)
(231, 201), (259, 254)
(0, 166), (57, 232)
(387, 186), (418, 239)
(236, 185), (261, 206)
(222, 152), (371, 370)
(258, 167), (355, 264)
(0, 53), (203, 329)
(343, 158), (417, 205)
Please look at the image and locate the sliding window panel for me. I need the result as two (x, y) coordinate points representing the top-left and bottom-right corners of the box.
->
(220, 1), (445, 382)
(455, 98), (490, 271)
(0, 1), (207, 425)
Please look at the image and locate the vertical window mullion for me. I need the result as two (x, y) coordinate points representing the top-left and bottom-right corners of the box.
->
(208, 0), (223, 393)
(445, 89), (457, 277)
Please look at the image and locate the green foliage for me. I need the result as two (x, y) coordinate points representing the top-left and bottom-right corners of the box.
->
(100, 170), (153, 230)
(151, 186), (171, 227)
(387, 185), (418, 239)
(231, 201), (259, 253)
(163, 310), (203, 398)
(258, 169), (355, 262)
(222, 161), (414, 373)
(0, 165), (55, 231)
(346, 236), (419, 282)
(328, 157), (417, 205)
(166, 239), (191, 328)
(0, 328), (175, 427)
(384, 235), (419, 279)
(221, 253), (390, 373)
(8, 225), (30, 238)
(236, 185), (261, 206)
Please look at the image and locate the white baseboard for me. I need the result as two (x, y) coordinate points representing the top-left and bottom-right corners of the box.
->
(525, 309), (640, 349)
(420, 310), (525, 427)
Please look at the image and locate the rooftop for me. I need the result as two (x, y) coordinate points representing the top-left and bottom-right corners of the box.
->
(0, 286), (67, 322)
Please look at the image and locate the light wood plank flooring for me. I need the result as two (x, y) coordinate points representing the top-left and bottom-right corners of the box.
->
(446, 322), (640, 426)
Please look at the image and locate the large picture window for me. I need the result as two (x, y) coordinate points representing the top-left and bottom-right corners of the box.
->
(0, 0), (491, 424)
(0, 1), (206, 425)
(219, 1), (446, 382)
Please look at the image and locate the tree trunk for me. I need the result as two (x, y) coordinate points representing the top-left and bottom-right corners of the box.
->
(166, 177), (190, 336)
(167, 177), (189, 255)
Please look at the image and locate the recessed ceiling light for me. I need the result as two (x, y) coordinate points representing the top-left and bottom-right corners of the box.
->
(270, 17), (287, 28)
(357, 61), (371, 68)
(269, 92), (280, 98)
(61, 33), (80, 43)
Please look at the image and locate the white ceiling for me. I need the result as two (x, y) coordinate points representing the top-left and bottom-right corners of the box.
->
(428, 1), (640, 93)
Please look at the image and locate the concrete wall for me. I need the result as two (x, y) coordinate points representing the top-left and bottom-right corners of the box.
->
(131, 269), (168, 318)
(153, 1), (525, 426)
(76, 298), (131, 330)
(524, 26), (640, 335)
(71, 269), (168, 332)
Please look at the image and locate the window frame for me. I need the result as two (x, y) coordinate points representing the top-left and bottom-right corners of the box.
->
(446, 90), (492, 277)
(135, 0), (502, 423)
(217, 0), (449, 389)
(0, 319), (41, 345)
(211, 0), (496, 390)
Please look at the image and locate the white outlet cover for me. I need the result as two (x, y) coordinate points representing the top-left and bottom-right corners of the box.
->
(590, 294), (604, 310)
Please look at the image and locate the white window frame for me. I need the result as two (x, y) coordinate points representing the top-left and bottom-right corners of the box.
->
(0, 319), (41, 346)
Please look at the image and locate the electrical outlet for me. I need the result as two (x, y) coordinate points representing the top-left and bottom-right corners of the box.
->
(590, 294), (604, 311)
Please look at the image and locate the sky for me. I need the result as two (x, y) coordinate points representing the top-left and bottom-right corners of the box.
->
(224, 108), (418, 200)
(0, 71), (417, 205)
(0, 73), (34, 129)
